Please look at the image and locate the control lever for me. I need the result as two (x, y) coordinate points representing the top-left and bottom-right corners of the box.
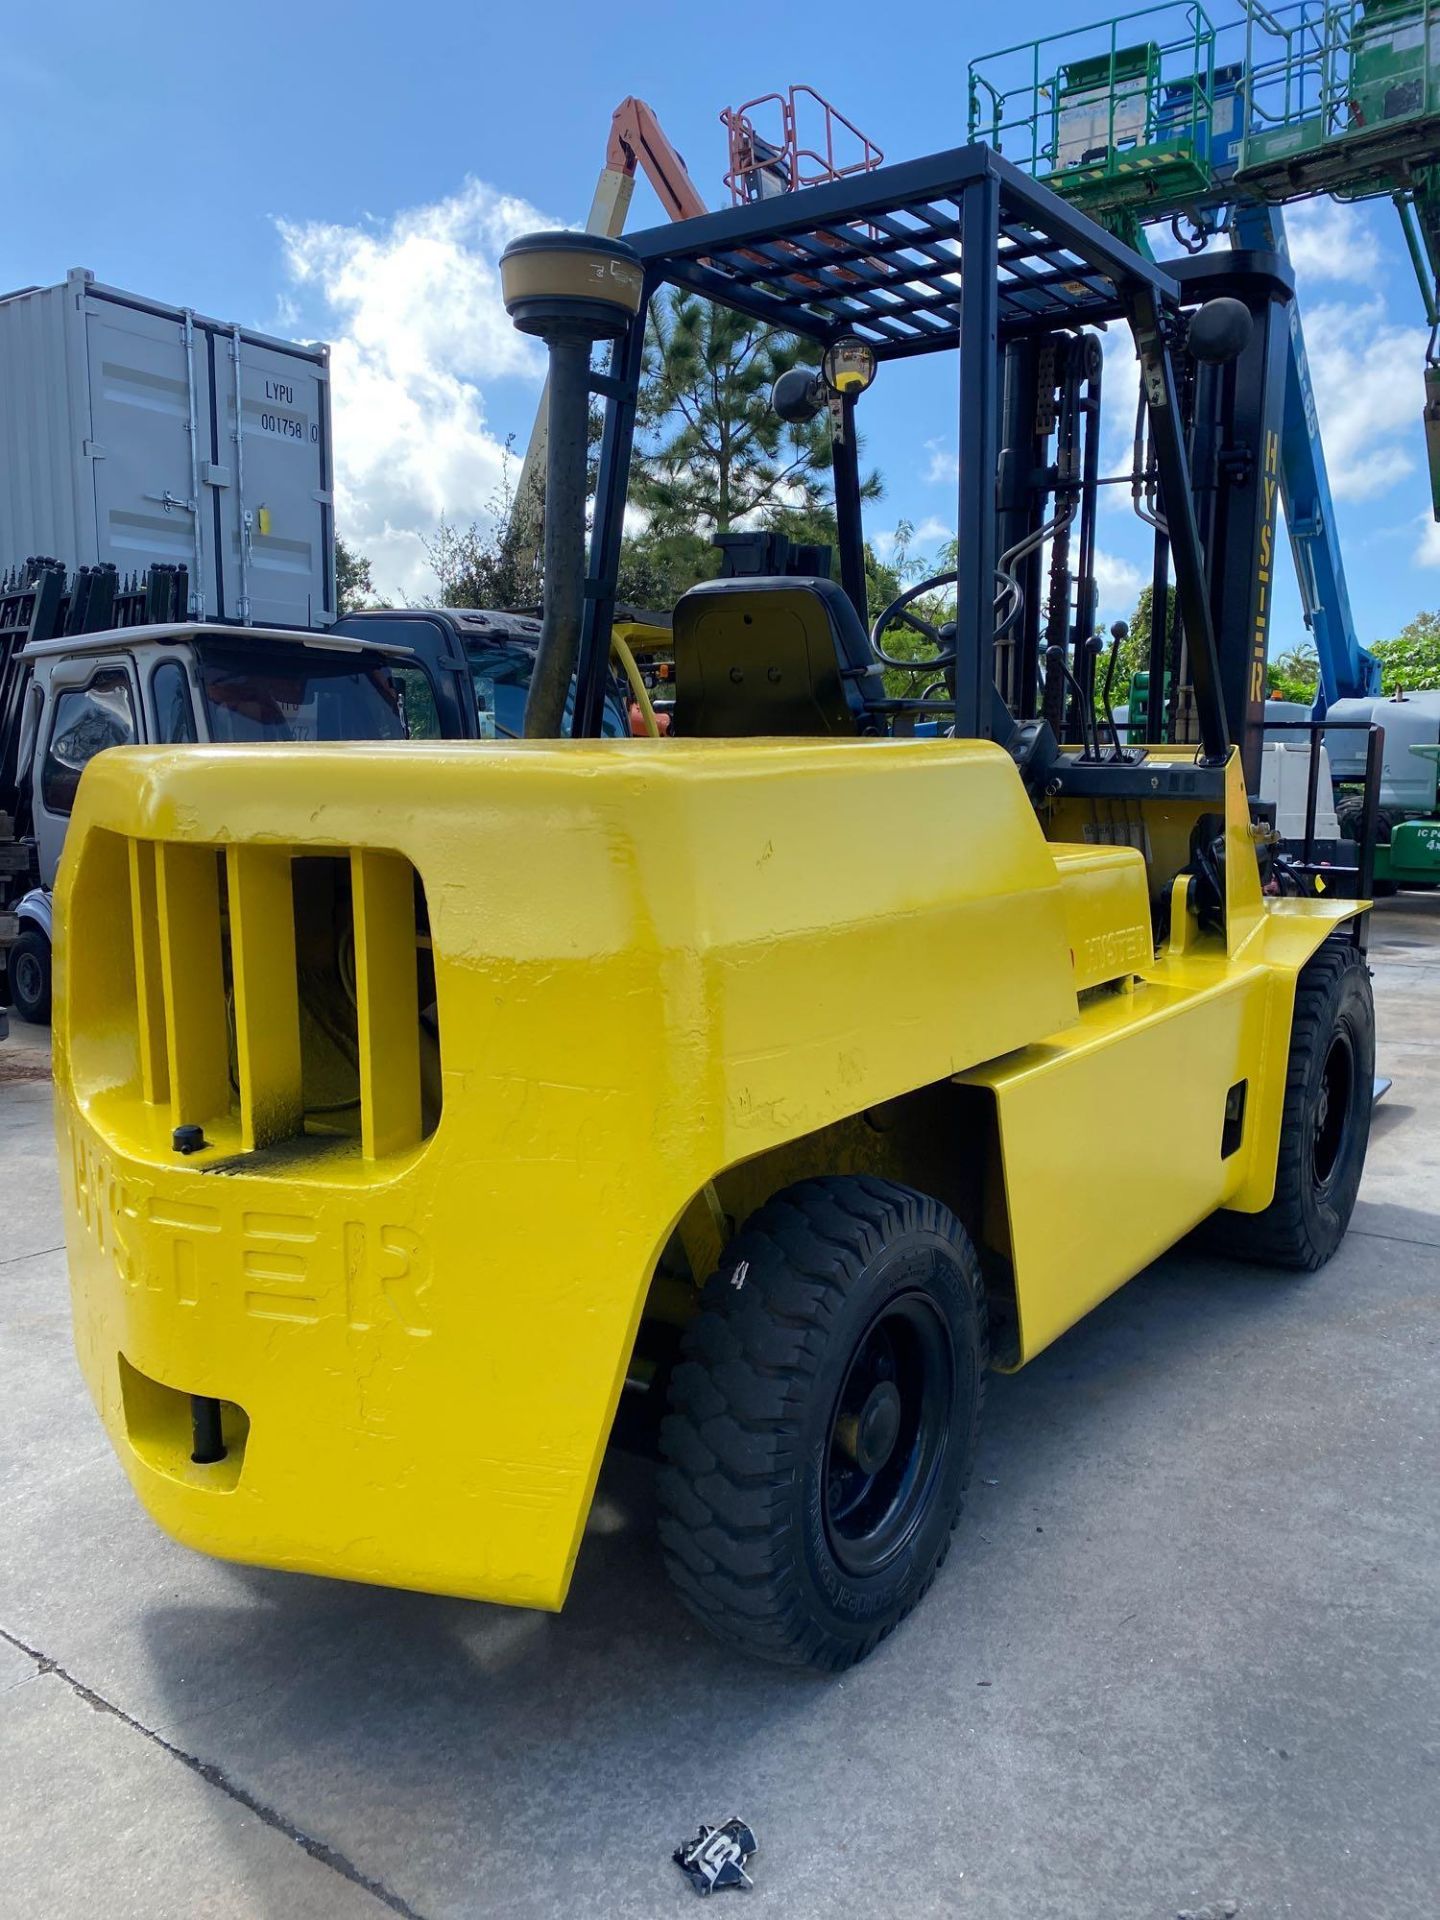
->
(1099, 620), (1138, 762)
(1045, 643), (1100, 762)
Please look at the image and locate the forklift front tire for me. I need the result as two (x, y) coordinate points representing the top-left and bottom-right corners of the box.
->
(1216, 939), (1374, 1270)
(8, 929), (52, 1025)
(657, 1175), (987, 1671)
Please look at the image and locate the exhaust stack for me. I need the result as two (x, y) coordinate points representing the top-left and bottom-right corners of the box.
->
(500, 231), (644, 736)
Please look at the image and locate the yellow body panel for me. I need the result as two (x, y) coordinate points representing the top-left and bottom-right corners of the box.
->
(959, 914), (1349, 1364)
(964, 750), (1362, 1362)
(226, 847), (304, 1151)
(52, 738), (1362, 1608)
(1050, 842), (1153, 991)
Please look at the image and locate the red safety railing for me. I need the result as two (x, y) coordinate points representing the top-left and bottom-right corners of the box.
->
(721, 86), (883, 206)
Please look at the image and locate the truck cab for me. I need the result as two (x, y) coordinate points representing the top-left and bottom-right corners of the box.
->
(3, 620), (473, 1022)
(333, 606), (635, 740)
(2, 608), (638, 1022)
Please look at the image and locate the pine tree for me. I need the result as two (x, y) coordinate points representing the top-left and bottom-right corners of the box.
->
(632, 290), (836, 533)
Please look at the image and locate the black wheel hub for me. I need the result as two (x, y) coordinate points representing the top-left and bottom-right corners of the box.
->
(823, 1291), (953, 1577)
(13, 949), (43, 1010)
(1313, 1029), (1354, 1191)
(842, 1379), (902, 1476)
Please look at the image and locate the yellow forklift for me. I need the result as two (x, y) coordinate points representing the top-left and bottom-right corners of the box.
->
(53, 143), (1380, 1669)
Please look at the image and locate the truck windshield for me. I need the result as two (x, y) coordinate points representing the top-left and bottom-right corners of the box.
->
(464, 640), (629, 739)
(197, 644), (408, 744)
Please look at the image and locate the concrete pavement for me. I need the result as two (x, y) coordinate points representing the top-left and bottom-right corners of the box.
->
(2, 902), (1438, 1919)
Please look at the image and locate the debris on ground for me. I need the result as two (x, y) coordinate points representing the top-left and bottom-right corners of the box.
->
(1177, 1900), (1239, 1919)
(0, 1049), (50, 1085)
(673, 1817), (757, 1895)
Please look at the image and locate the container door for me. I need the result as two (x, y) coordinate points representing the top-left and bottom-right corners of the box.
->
(212, 331), (333, 627)
(84, 298), (210, 614)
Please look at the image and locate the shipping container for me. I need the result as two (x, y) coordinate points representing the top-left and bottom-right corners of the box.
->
(0, 269), (333, 628)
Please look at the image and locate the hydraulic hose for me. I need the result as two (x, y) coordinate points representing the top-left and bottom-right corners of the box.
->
(611, 632), (660, 737)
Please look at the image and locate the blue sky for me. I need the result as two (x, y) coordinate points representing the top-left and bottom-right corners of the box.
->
(5, 0), (1437, 649)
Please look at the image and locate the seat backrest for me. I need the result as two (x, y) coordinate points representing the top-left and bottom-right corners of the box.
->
(672, 576), (888, 737)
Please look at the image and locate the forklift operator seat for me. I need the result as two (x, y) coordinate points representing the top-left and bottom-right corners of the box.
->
(672, 576), (889, 737)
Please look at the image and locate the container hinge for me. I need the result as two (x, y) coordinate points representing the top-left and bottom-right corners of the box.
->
(181, 309), (206, 610)
(83, 439), (105, 460)
(231, 324), (251, 624)
(237, 509), (254, 623)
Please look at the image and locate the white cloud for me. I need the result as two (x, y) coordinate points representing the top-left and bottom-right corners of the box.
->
(924, 439), (960, 484)
(1414, 513), (1440, 568)
(1093, 548), (1145, 610)
(1098, 320), (1142, 488)
(277, 177), (553, 602)
(1283, 199), (1382, 285)
(1099, 204), (1390, 507)
(1301, 296), (1428, 502)
(1104, 276), (1429, 512)
(873, 516), (954, 564)
(910, 515), (955, 548)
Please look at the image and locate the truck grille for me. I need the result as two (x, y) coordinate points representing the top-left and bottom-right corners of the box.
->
(72, 832), (440, 1164)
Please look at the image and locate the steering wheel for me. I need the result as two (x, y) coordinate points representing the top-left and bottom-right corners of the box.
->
(869, 570), (958, 671)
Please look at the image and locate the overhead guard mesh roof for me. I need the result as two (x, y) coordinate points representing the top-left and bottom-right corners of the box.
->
(622, 144), (1179, 357)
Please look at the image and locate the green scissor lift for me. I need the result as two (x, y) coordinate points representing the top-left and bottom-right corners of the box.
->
(970, 2), (1440, 888)
(971, 3), (1440, 469)
(969, 5), (1234, 251)
(1234, 0), (1440, 517)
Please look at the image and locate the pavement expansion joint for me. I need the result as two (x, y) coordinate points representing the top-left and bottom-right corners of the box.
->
(0, 1624), (426, 1919)
(1347, 1225), (1440, 1253)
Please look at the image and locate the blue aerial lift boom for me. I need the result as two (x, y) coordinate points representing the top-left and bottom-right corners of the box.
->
(1230, 196), (1382, 704)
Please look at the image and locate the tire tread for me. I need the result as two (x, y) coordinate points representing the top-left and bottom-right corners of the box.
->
(658, 1175), (987, 1671)
(1211, 937), (1373, 1271)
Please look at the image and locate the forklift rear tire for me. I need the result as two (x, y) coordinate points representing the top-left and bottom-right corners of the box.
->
(1217, 938), (1374, 1271)
(9, 929), (51, 1025)
(657, 1175), (987, 1671)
